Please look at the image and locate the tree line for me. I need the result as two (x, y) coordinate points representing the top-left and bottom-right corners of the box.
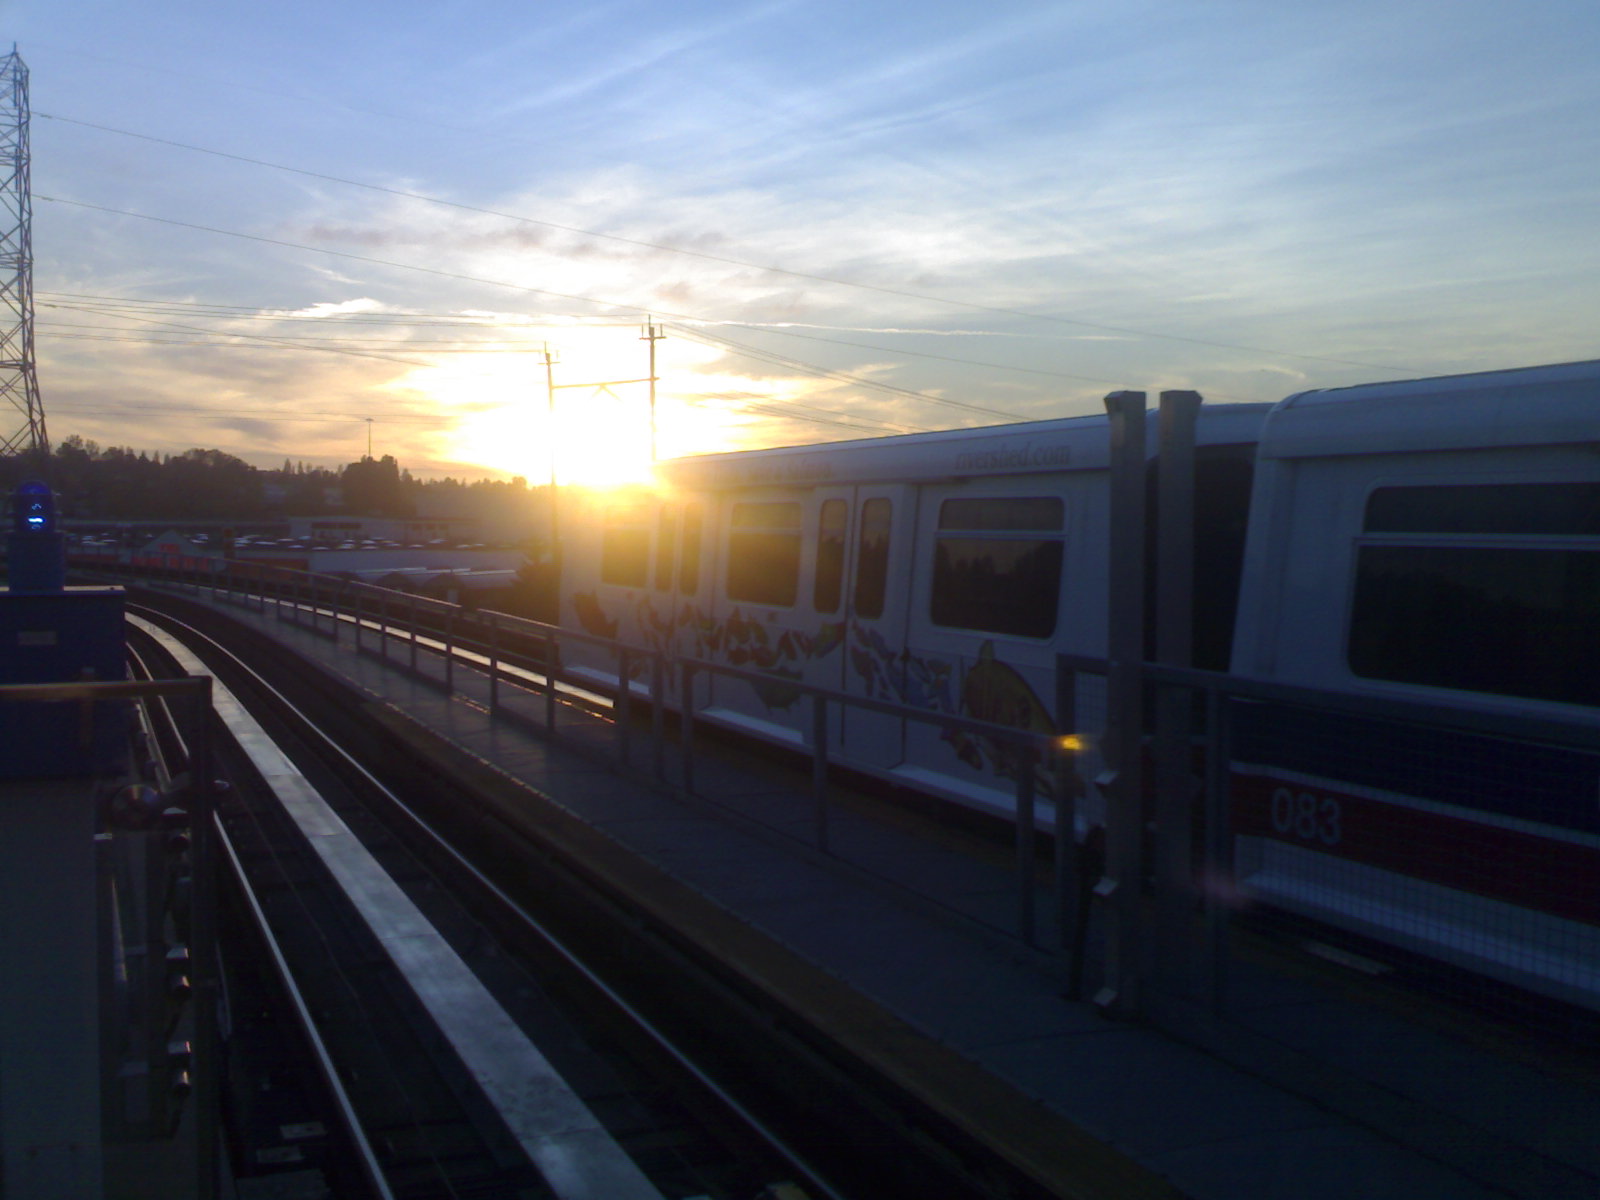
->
(1, 437), (539, 522)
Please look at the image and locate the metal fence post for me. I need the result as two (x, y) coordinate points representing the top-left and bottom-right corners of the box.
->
(188, 677), (218, 1200)
(1016, 746), (1037, 947)
(812, 694), (830, 854)
(1054, 659), (1080, 967)
(651, 654), (666, 780)
(680, 664), (696, 795)
(409, 596), (419, 672)
(616, 646), (632, 766)
(1203, 683), (1234, 1015)
(543, 631), (557, 732)
(488, 613), (499, 714)
(444, 610), (454, 694)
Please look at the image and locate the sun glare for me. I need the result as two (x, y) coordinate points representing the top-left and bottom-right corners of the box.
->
(391, 329), (795, 487)
(394, 351), (654, 487)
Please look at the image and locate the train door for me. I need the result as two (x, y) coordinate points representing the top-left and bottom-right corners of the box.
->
(686, 484), (913, 764)
(897, 485), (1069, 817)
(833, 486), (916, 771)
(694, 489), (821, 747)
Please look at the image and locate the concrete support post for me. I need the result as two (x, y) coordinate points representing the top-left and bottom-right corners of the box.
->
(1097, 389), (1147, 1014)
(1154, 389), (1201, 999)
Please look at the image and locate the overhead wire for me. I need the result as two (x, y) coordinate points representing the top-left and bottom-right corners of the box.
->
(39, 291), (626, 329)
(34, 201), (1052, 423)
(36, 198), (1093, 389)
(38, 298), (435, 366)
(33, 115), (1337, 441)
(38, 111), (1417, 373)
(673, 324), (1035, 420)
(44, 286), (1105, 406)
(41, 288), (934, 438)
(48, 404), (446, 425)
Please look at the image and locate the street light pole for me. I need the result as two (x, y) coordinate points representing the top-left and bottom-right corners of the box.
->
(542, 344), (559, 561)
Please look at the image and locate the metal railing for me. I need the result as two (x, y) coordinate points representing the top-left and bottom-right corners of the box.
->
(1053, 649), (1600, 1026)
(100, 559), (1088, 964)
(0, 674), (218, 1199)
(100, 558), (1600, 1032)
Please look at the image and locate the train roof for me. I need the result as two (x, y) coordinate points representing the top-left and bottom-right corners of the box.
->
(1261, 359), (1600, 458)
(657, 402), (1271, 490)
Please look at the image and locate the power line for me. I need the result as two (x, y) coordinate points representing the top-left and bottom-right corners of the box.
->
(33, 203), (1052, 419)
(673, 324), (1035, 420)
(44, 286), (1133, 391)
(39, 110), (1418, 372)
(48, 404), (444, 424)
(37, 295), (434, 365)
(690, 394), (925, 436)
(40, 291), (631, 328)
(40, 318), (548, 350)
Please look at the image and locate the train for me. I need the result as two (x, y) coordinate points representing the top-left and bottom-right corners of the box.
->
(553, 358), (1600, 1011)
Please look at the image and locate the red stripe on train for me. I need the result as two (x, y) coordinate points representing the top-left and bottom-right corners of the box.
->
(1232, 773), (1600, 927)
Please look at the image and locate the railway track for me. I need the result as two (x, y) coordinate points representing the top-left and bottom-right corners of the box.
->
(112, 580), (1600, 1200)
(127, 601), (852, 1200)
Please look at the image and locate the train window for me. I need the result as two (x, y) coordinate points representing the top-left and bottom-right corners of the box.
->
(854, 498), (892, 619)
(1349, 545), (1600, 706)
(1366, 483), (1600, 535)
(814, 499), (847, 613)
(600, 503), (650, 588)
(654, 507), (677, 591)
(930, 495), (1064, 638)
(937, 496), (1063, 531)
(680, 506), (702, 596)
(727, 501), (801, 606)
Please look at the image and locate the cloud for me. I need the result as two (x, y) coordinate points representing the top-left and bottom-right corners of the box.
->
(277, 297), (390, 319)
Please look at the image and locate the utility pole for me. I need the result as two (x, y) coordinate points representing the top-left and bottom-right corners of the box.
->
(364, 417), (373, 459)
(549, 327), (660, 474)
(541, 343), (559, 561)
(640, 318), (663, 462)
(0, 47), (48, 467)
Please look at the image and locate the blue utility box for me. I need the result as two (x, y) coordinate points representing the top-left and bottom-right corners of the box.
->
(0, 587), (127, 778)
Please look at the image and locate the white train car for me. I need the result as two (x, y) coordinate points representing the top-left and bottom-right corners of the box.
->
(560, 403), (1270, 826)
(559, 359), (1600, 1011)
(1227, 359), (1600, 1007)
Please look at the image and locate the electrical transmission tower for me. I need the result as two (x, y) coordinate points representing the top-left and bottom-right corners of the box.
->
(0, 46), (47, 462)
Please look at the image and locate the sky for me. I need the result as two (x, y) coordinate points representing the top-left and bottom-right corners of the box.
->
(4, 0), (1597, 484)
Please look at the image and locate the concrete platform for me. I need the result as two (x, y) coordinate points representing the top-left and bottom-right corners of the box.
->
(170, 592), (1600, 1200)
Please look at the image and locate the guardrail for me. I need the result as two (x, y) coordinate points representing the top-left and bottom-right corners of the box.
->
(93, 559), (1087, 963)
(0, 673), (219, 1198)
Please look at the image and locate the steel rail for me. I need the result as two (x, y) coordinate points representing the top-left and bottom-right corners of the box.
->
(124, 626), (397, 1200)
(130, 603), (846, 1200)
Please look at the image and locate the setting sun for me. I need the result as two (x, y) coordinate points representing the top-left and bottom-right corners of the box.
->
(384, 328), (772, 487)
(445, 391), (658, 487)
(391, 347), (659, 486)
